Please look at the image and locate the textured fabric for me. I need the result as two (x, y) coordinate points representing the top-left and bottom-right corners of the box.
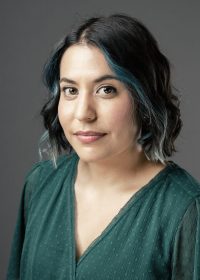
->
(7, 152), (200, 280)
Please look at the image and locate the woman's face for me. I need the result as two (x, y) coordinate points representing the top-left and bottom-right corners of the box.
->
(58, 44), (141, 163)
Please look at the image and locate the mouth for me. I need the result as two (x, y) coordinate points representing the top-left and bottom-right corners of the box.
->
(74, 131), (107, 136)
(74, 131), (107, 144)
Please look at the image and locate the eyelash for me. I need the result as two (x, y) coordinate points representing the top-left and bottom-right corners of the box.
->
(60, 86), (117, 97)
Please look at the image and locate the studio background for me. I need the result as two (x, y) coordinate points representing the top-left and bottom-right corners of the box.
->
(0, 0), (199, 278)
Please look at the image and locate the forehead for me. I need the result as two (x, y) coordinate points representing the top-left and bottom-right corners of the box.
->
(60, 44), (113, 76)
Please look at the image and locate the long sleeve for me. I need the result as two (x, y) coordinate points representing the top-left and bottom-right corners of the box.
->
(6, 162), (42, 280)
(171, 197), (200, 279)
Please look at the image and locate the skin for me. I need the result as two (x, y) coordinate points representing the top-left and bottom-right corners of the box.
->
(58, 44), (166, 196)
(58, 44), (167, 258)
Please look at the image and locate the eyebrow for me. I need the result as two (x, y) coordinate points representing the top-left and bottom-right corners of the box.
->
(59, 74), (121, 85)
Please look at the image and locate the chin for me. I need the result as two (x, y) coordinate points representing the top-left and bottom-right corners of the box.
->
(75, 148), (111, 163)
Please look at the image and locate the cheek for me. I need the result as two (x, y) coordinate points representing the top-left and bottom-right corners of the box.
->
(108, 99), (134, 128)
(57, 100), (63, 125)
(58, 99), (69, 129)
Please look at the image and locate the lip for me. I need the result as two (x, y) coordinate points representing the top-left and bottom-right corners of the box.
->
(75, 134), (106, 144)
(74, 131), (107, 136)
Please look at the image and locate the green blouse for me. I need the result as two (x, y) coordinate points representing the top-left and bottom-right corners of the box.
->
(7, 152), (200, 279)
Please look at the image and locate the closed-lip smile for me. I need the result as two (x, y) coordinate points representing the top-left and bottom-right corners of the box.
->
(74, 131), (107, 144)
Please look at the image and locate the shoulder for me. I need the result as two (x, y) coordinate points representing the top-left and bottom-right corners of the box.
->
(166, 161), (200, 200)
(23, 152), (78, 200)
(25, 151), (78, 181)
(150, 162), (200, 252)
(158, 161), (200, 227)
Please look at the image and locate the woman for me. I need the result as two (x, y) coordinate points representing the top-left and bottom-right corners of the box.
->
(7, 13), (200, 279)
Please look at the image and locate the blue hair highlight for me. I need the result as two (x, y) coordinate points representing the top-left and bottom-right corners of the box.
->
(97, 44), (169, 164)
(98, 44), (156, 123)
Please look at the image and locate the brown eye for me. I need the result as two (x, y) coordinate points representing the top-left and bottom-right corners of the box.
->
(62, 87), (77, 96)
(97, 86), (117, 95)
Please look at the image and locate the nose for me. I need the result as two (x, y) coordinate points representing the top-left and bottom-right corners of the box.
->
(74, 91), (97, 122)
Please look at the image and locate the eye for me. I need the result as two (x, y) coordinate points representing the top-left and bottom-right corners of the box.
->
(61, 87), (77, 96)
(97, 86), (117, 96)
(60, 85), (117, 98)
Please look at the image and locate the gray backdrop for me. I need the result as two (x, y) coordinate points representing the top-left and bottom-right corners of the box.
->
(0, 0), (199, 278)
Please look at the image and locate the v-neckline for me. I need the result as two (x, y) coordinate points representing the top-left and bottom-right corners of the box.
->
(69, 153), (177, 267)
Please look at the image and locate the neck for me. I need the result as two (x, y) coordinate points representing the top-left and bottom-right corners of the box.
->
(75, 148), (155, 194)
